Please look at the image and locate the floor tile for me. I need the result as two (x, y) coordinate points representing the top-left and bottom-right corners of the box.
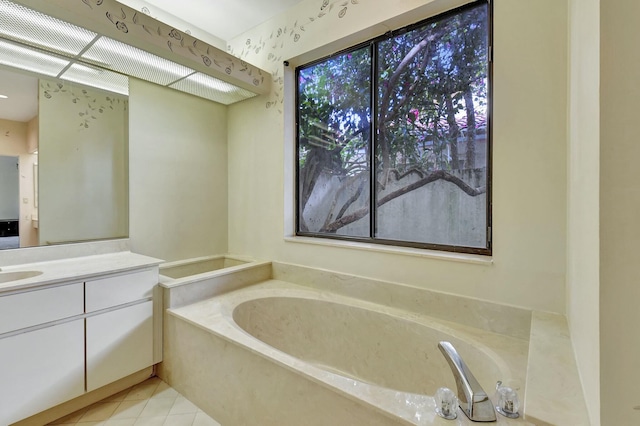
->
(132, 417), (166, 426)
(111, 400), (147, 420)
(163, 413), (196, 426)
(104, 419), (137, 426)
(124, 379), (161, 401)
(151, 382), (179, 400)
(138, 398), (175, 418)
(47, 378), (221, 426)
(78, 402), (120, 422)
(193, 412), (221, 426)
(168, 396), (198, 416)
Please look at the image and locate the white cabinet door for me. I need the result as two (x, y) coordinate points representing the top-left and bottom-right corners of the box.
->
(0, 320), (85, 425)
(86, 301), (154, 392)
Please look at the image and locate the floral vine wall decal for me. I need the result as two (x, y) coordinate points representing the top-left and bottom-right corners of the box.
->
(77, 0), (268, 91)
(227, 0), (362, 114)
(40, 81), (127, 129)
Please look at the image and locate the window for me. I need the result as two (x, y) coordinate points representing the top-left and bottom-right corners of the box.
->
(296, 1), (491, 255)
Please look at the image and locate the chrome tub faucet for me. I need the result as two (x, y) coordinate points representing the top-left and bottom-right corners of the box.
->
(438, 341), (497, 422)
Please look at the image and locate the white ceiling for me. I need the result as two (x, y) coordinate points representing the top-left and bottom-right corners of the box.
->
(0, 67), (38, 122)
(118, 0), (306, 42)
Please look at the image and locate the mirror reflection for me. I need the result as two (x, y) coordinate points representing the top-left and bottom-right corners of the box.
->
(0, 66), (129, 250)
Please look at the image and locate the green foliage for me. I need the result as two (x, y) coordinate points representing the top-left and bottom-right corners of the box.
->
(297, 3), (489, 234)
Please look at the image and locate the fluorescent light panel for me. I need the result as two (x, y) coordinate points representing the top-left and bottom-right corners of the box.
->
(0, 0), (258, 103)
(61, 63), (129, 96)
(169, 72), (257, 105)
(0, 39), (69, 76)
(0, 0), (97, 56)
(82, 37), (194, 86)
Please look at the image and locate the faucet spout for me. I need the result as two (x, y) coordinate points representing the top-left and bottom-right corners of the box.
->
(438, 341), (496, 422)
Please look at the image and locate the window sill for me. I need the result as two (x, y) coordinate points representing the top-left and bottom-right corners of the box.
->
(283, 236), (493, 266)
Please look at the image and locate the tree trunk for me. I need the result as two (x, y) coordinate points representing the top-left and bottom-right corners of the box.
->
(445, 94), (460, 170)
(463, 87), (476, 169)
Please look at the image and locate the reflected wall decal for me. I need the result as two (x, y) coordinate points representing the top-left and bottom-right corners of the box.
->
(40, 80), (127, 129)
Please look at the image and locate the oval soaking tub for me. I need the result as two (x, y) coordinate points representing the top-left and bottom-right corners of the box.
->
(233, 296), (505, 397)
(163, 281), (530, 425)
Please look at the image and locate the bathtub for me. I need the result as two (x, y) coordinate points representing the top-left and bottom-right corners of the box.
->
(159, 255), (251, 280)
(158, 255), (273, 309)
(161, 280), (531, 425)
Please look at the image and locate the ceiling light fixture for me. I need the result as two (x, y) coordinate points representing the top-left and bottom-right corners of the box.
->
(0, 0), (270, 104)
(82, 37), (195, 86)
(0, 0), (97, 56)
(0, 38), (70, 76)
(0, 94), (8, 99)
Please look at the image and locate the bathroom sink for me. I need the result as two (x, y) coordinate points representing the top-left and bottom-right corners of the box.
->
(0, 270), (43, 284)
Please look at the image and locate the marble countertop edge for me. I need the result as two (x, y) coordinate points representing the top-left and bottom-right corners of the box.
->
(0, 251), (163, 294)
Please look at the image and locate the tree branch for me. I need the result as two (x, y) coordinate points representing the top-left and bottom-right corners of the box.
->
(321, 170), (485, 233)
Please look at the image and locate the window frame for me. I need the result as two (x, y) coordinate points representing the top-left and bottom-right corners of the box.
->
(294, 0), (493, 256)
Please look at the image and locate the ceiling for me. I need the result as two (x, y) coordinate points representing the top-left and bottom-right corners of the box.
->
(117, 0), (306, 42)
(0, 67), (37, 122)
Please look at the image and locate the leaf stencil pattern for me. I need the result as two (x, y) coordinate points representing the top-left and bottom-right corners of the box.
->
(77, 0), (266, 91)
(227, 0), (363, 113)
(40, 81), (127, 129)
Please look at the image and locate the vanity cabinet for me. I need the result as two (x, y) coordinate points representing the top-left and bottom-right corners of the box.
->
(85, 269), (157, 391)
(0, 266), (159, 425)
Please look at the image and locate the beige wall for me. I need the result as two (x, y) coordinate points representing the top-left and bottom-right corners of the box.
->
(38, 79), (128, 245)
(600, 0), (640, 424)
(227, 0), (568, 313)
(128, 79), (228, 262)
(567, 0), (600, 424)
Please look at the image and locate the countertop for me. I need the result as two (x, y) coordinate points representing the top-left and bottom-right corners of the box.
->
(0, 251), (163, 294)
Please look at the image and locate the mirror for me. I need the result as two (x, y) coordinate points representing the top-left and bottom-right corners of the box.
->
(0, 66), (129, 250)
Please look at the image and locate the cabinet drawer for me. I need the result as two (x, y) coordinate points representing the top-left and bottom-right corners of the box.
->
(85, 268), (158, 312)
(0, 283), (84, 335)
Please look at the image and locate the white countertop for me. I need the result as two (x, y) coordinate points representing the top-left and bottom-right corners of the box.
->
(0, 251), (163, 294)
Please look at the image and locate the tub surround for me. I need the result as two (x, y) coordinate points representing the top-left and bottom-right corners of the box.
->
(159, 262), (589, 425)
(524, 312), (589, 425)
(271, 262), (532, 341)
(159, 254), (254, 280)
(160, 257), (272, 309)
(163, 280), (530, 425)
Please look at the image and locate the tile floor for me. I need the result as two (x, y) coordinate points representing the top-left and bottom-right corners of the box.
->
(48, 377), (221, 426)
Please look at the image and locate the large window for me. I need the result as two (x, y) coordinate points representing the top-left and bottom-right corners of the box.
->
(296, 1), (491, 254)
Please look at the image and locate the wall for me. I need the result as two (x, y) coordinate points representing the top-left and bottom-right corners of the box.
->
(567, 0), (600, 424)
(0, 155), (19, 219)
(128, 78), (228, 262)
(600, 0), (640, 424)
(21, 116), (39, 247)
(226, 0), (568, 313)
(0, 118), (38, 246)
(38, 80), (128, 245)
